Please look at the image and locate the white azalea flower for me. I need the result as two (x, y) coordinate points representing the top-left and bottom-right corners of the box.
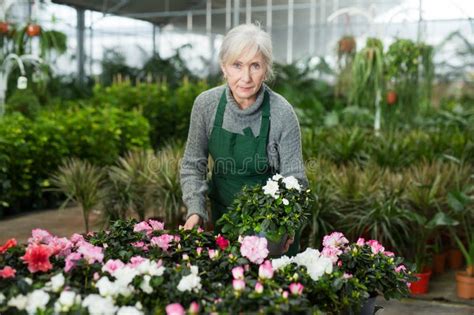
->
(190, 265), (199, 275)
(306, 256), (333, 281)
(263, 179), (279, 198)
(293, 248), (321, 268)
(114, 266), (139, 287)
(272, 174), (283, 181)
(282, 198), (289, 206)
(282, 176), (301, 191)
(0, 292), (5, 304)
(7, 294), (28, 310)
(140, 275), (153, 294)
(26, 289), (50, 315)
(54, 291), (80, 313)
(177, 268), (202, 293)
(148, 264), (165, 277)
(24, 277), (33, 285)
(117, 306), (144, 315)
(96, 276), (117, 298)
(82, 294), (117, 315)
(50, 273), (65, 292)
(271, 255), (293, 270)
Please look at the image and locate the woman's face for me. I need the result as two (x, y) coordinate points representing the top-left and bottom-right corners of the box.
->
(221, 52), (266, 106)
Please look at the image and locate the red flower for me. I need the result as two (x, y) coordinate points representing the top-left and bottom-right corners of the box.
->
(216, 235), (230, 250)
(21, 243), (53, 273)
(0, 266), (16, 278)
(0, 238), (17, 254)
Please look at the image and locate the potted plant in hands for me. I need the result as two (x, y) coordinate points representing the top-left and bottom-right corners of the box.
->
(446, 191), (474, 299)
(217, 174), (312, 256)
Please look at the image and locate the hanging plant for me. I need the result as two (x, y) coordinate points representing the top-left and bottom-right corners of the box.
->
(26, 23), (41, 37)
(386, 90), (397, 105)
(0, 21), (9, 34)
(338, 35), (356, 55)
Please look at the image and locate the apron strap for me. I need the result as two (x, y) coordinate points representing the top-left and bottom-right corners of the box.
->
(213, 91), (228, 128)
(258, 91), (271, 140)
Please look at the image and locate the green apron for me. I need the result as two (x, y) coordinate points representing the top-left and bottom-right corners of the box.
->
(208, 89), (300, 257)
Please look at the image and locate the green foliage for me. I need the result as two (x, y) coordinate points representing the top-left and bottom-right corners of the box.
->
(5, 88), (41, 118)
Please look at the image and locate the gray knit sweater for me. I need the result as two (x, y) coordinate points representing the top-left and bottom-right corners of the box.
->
(180, 83), (308, 223)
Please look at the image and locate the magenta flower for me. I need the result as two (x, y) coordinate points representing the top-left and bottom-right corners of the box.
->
(232, 279), (246, 291)
(133, 221), (153, 234)
(395, 264), (407, 273)
(366, 240), (385, 254)
(356, 238), (365, 246)
(64, 252), (82, 272)
(102, 259), (125, 274)
(150, 234), (174, 251)
(0, 266), (16, 279)
(258, 260), (274, 279)
(70, 233), (85, 245)
(188, 301), (199, 314)
(165, 303), (185, 315)
(322, 232), (349, 248)
(240, 236), (269, 265)
(289, 282), (304, 295)
(49, 237), (73, 258)
(232, 266), (244, 279)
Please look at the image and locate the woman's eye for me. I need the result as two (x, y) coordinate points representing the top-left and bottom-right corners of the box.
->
(252, 63), (261, 70)
(232, 63), (241, 69)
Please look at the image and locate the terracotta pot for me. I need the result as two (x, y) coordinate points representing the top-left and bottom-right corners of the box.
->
(386, 90), (397, 105)
(456, 271), (474, 299)
(409, 270), (432, 295)
(338, 37), (356, 54)
(448, 249), (464, 269)
(432, 252), (447, 274)
(26, 24), (41, 37)
(0, 21), (9, 34)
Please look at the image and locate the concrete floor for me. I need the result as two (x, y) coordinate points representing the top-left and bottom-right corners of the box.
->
(1, 207), (474, 314)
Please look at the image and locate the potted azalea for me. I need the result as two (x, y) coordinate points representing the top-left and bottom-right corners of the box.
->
(217, 174), (312, 256)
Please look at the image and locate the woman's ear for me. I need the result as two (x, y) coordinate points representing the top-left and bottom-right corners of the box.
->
(220, 63), (227, 78)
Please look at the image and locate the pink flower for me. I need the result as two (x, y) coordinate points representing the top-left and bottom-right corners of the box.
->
(395, 264), (407, 273)
(188, 301), (199, 314)
(102, 259), (125, 274)
(174, 235), (181, 243)
(21, 243), (53, 273)
(0, 238), (17, 254)
(240, 236), (269, 265)
(232, 279), (246, 291)
(64, 252), (82, 272)
(131, 241), (149, 251)
(384, 251), (395, 257)
(49, 237), (73, 258)
(70, 233), (85, 245)
(196, 247), (203, 256)
(0, 266), (16, 278)
(28, 228), (53, 244)
(197, 227), (204, 233)
(166, 303), (185, 315)
(337, 260), (343, 267)
(148, 219), (164, 231)
(232, 266), (244, 279)
(255, 282), (264, 293)
(356, 238), (365, 246)
(322, 246), (342, 264)
(258, 260), (274, 279)
(208, 249), (219, 260)
(366, 240), (385, 254)
(77, 242), (104, 264)
(133, 221), (153, 234)
(289, 282), (304, 295)
(282, 291), (289, 299)
(93, 272), (100, 281)
(216, 235), (230, 250)
(129, 256), (146, 268)
(322, 232), (349, 248)
(343, 273), (353, 279)
(150, 234), (174, 251)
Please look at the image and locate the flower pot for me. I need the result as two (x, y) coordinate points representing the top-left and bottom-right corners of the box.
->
(26, 24), (41, 37)
(432, 252), (447, 274)
(0, 22), (9, 34)
(386, 90), (397, 105)
(257, 231), (288, 257)
(338, 37), (356, 54)
(448, 249), (464, 269)
(455, 271), (474, 299)
(359, 296), (377, 315)
(409, 270), (432, 295)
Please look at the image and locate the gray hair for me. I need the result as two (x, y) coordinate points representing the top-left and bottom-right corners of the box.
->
(219, 23), (274, 81)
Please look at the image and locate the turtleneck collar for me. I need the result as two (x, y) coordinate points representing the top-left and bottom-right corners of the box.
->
(225, 83), (266, 117)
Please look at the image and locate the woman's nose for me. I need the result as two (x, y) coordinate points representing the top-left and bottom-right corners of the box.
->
(241, 67), (251, 82)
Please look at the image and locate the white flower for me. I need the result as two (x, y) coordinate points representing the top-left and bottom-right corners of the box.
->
(293, 248), (321, 268)
(282, 176), (301, 191)
(0, 292), (5, 304)
(263, 179), (279, 198)
(306, 256), (333, 281)
(140, 275), (153, 294)
(96, 276), (117, 298)
(272, 174), (283, 181)
(117, 306), (144, 315)
(114, 266), (139, 287)
(7, 294), (28, 310)
(82, 294), (117, 315)
(271, 255), (293, 270)
(177, 267), (202, 293)
(135, 301), (143, 310)
(50, 272), (65, 292)
(24, 277), (33, 285)
(148, 264), (165, 277)
(282, 198), (289, 206)
(26, 289), (50, 315)
(54, 291), (80, 313)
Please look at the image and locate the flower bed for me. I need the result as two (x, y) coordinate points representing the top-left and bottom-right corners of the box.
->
(0, 219), (414, 314)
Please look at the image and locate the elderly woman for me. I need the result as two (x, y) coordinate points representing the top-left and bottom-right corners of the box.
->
(181, 24), (308, 256)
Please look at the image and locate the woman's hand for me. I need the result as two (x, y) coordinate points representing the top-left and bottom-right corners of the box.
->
(184, 214), (202, 230)
(283, 236), (295, 253)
